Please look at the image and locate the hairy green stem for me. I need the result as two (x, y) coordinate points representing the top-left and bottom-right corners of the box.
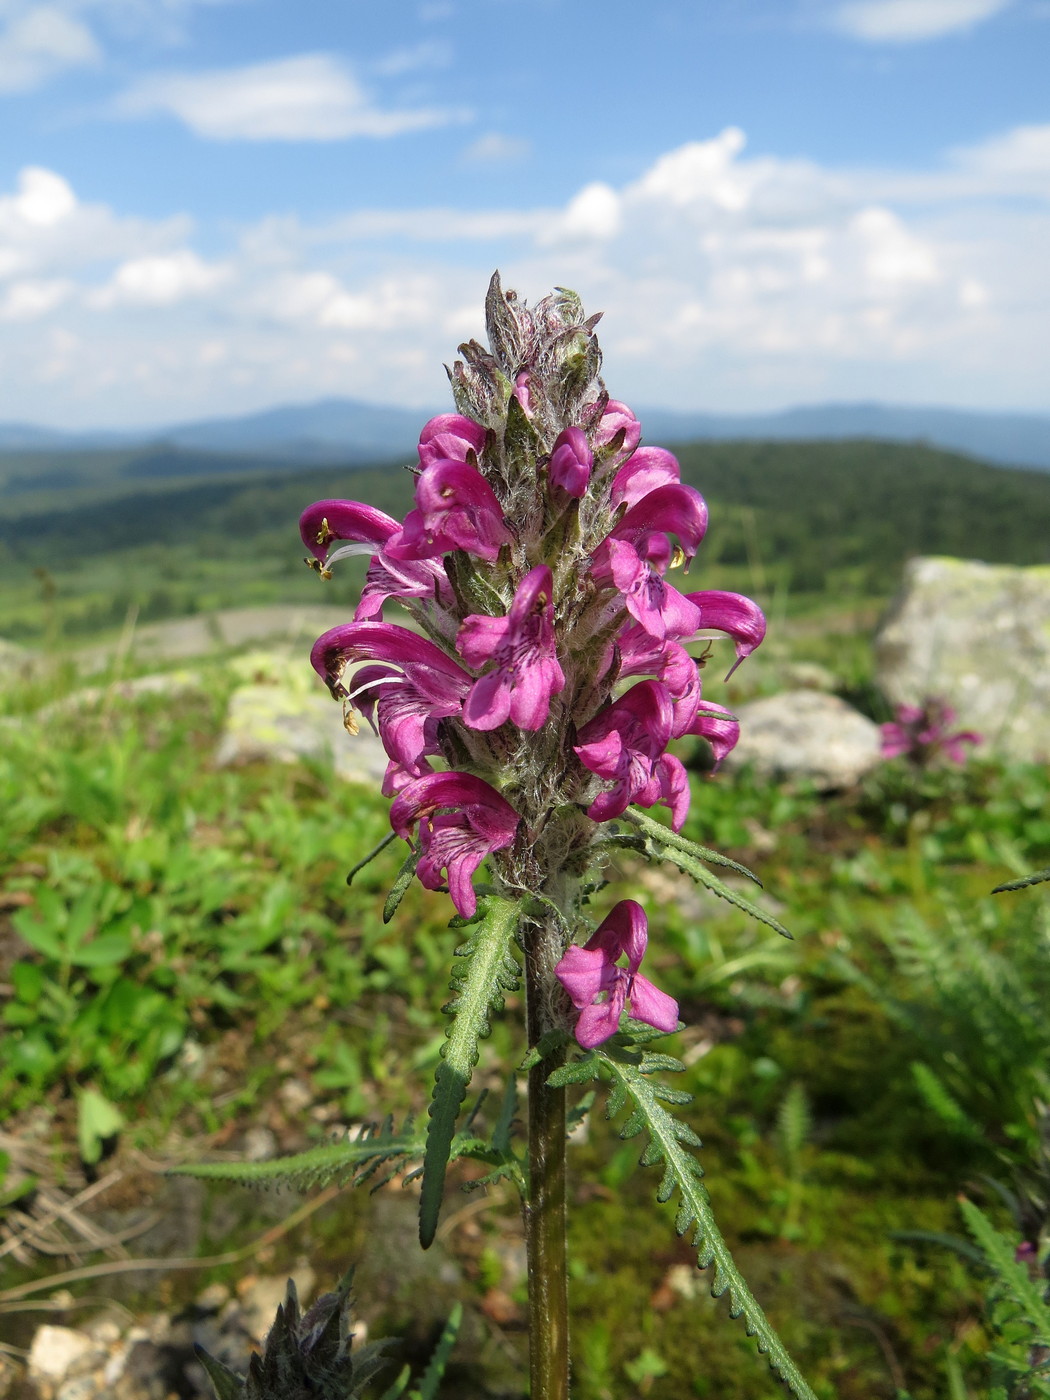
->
(523, 920), (570, 1400)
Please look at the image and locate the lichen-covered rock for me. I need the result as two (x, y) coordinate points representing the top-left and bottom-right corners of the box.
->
(215, 653), (388, 786)
(722, 689), (882, 789)
(875, 557), (1050, 761)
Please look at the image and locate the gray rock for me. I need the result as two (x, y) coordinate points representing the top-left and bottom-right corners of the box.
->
(875, 556), (1050, 761)
(724, 689), (882, 789)
(215, 654), (389, 786)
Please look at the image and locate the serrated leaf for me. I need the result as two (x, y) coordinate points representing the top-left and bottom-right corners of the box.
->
(419, 897), (520, 1249)
(171, 1120), (425, 1192)
(520, 1028), (569, 1072)
(624, 807), (763, 886)
(992, 865), (1050, 894)
(638, 833), (792, 939)
(597, 1051), (817, 1400)
(383, 847), (420, 924)
(546, 1055), (599, 1088)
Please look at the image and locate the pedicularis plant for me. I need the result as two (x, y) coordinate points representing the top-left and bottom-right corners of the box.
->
(187, 276), (816, 1400)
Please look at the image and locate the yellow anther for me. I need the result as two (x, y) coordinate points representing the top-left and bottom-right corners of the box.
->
(315, 517), (332, 547)
(341, 700), (360, 736)
(669, 545), (686, 570)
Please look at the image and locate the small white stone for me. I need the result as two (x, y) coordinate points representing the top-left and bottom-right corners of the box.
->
(28, 1326), (95, 1381)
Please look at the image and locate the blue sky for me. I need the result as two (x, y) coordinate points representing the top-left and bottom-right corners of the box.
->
(0, 0), (1048, 427)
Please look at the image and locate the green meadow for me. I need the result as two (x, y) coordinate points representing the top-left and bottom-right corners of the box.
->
(1, 439), (1049, 1398)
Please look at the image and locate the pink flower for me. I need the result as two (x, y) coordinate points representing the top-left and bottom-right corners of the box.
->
(548, 427), (593, 498)
(310, 622), (471, 771)
(610, 447), (681, 511)
(685, 590), (767, 677)
(598, 535), (702, 641)
(555, 900), (679, 1048)
(615, 626), (703, 738)
(683, 700), (740, 764)
(355, 550), (451, 622)
(299, 499), (399, 565)
(880, 698), (982, 766)
(417, 413), (487, 467)
(574, 679), (690, 830)
(297, 497), (449, 620)
(591, 483), (709, 641)
(457, 565), (566, 731)
(513, 371), (533, 416)
(390, 771), (520, 918)
(385, 460), (513, 563)
(592, 399), (641, 456)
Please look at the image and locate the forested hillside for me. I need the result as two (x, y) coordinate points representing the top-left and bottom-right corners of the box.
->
(1, 438), (1048, 641)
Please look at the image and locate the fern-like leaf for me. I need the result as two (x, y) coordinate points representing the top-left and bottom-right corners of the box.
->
(170, 1119), (425, 1193)
(592, 1046), (817, 1400)
(624, 809), (792, 939)
(419, 897), (521, 1249)
(911, 1062), (981, 1138)
(959, 1198), (1050, 1344)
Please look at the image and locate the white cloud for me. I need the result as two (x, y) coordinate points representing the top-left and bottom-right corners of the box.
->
(116, 53), (471, 141)
(631, 128), (751, 210)
(851, 206), (940, 282)
(90, 249), (229, 307)
(372, 39), (452, 76)
(833, 0), (1014, 41)
(541, 183), (622, 243)
(0, 6), (100, 92)
(5, 167), (77, 226)
(0, 277), (72, 320)
(2, 123), (1049, 425)
(462, 132), (532, 165)
(950, 123), (1050, 192)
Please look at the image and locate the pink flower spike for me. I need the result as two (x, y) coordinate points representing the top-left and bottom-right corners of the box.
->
(880, 698), (982, 766)
(574, 679), (690, 829)
(385, 460), (513, 563)
(458, 565), (566, 731)
(685, 590), (767, 677)
(390, 771), (520, 918)
(611, 447), (681, 511)
(299, 499), (399, 564)
(418, 413), (487, 467)
(555, 900), (679, 1048)
(548, 427), (593, 498)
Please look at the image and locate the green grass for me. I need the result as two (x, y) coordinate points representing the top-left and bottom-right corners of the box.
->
(1, 638), (1048, 1397)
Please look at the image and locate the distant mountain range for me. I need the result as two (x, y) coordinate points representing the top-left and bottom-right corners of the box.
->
(2, 397), (1050, 472)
